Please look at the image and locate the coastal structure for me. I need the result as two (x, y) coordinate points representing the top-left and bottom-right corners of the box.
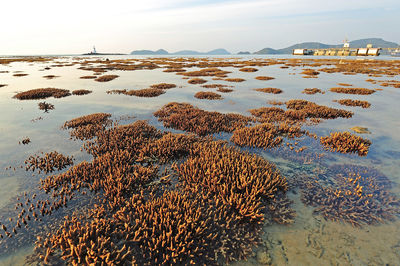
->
(293, 41), (385, 56)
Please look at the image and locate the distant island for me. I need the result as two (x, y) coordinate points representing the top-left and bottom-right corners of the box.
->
(130, 48), (231, 55)
(129, 38), (398, 56)
(254, 38), (399, 55)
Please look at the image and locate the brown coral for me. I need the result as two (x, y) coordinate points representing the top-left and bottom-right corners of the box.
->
(320, 131), (371, 156)
(254, 88), (282, 94)
(329, 87), (376, 95)
(194, 91), (222, 100)
(14, 88), (71, 100)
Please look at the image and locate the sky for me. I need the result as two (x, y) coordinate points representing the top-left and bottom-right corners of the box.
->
(1, 0), (399, 55)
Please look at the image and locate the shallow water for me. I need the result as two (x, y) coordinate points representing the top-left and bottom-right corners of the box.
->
(0, 55), (399, 265)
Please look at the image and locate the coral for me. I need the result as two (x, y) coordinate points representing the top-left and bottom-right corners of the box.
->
(43, 75), (59, 79)
(329, 87), (376, 95)
(14, 88), (71, 100)
(25, 151), (74, 174)
(25, 119), (291, 265)
(94, 75), (119, 82)
(79, 76), (97, 79)
(301, 171), (399, 226)
(301, 69), (320, 76)
(194, 91), (222, 100)
(154, 102), (251, 136)
(217, 87), (233, 93)
(62, 113), (112, 140)
(267, 100), (285, 106)
(225, 78), (245, 82)
(38, 102), (54, 112)
(150, 83), (176, 90)
(286, 99), (353, 120)
(231, 122), (303, 149)
(254, 88), (282, 94)
(188, 78), (207, 84)
(334, 99), (371, 108)
(320, 131), (371, 156)
(239, 67), (258, 72)
(72, 89), (92, 96)
(302, 88), (323, 94)
(255, 76), (275, 81)
(179, 68), (230, 77)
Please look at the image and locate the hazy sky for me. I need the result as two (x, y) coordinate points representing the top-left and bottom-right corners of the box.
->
(1, 0), (399, 55)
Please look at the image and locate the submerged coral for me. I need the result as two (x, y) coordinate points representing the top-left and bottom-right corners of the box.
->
(301, 170), (399, 226)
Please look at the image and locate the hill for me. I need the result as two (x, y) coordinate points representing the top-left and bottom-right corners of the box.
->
(130, 49), (168, 55)
(254, 38), (399, 54)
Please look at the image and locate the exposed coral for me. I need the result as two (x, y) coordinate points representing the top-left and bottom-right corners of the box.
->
(150, 83), (176, 90)
(188, 78), (207, 84)
(329, 87), (376, 95)
(225, 78), (245, 82)
(72, 89), (92, 96)
(194, 91), (222, 100)
(94, 75), (119, 82)
(254, 88), (282, 94)
(25, 151), (74, 174)
(286, 100), (353, 120)
(231, 122), (303, 149)
(38, 102), (54, 112)
(320, 131), (371, 156)
(62, 113), (112, 140)
(302, 88), (323, 94)
(79, 76), (97, 79)
(334, 99), (371, 108)
(301, 69), (320, 76)
(154, 102), (251, 136)
(43, 75), (59, 79)
(217, 87), (233, 93)
(24, 119), (291, 265)
(255, 76), (275, 81)
(14, 88), (71, 100)
(179, 68), (230, 77)
(108, 88), (165, 97)
(239, 67), (258, 72)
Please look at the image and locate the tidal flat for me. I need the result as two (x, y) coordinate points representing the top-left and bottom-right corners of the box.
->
(0, 55), (399, 265)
